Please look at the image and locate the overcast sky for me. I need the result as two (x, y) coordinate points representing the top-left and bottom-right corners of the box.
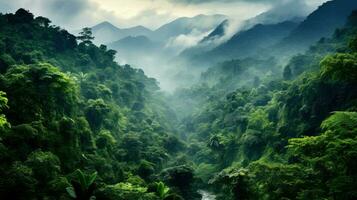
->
(0, 0), (329, 31)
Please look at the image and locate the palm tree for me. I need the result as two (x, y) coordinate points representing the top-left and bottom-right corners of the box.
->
(66, 169), (97, 200)
(155, 181), (170, 200)
(76, 72), (88, 84)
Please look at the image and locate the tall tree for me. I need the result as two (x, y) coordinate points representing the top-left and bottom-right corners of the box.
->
(77, 27), (94, 45)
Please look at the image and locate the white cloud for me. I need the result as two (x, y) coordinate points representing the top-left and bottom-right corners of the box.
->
(166, 28), (214, 53)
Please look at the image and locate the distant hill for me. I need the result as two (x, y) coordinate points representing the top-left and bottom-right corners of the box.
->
(107, 35), (164, 73)
(91, 21), (152, 45)
(180, 0), (357, 64)
(149, 14), (227, 42)
(108, 35), (160, 52)
(242, 0), (309, 28)
(276, 0), (357, 54)
(91, 15), (226, 45)
(100, 14), (228, 77)
(212, 21), (299, 58)
(178, 19), (229, 59)
(187, 20), (299, 64)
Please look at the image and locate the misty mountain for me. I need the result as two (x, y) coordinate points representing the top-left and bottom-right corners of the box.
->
(100, 14), (228, 86)
(200, 19), (229, 43)
(186, 20), (299, 64)
(213, 21), (299, 57)
(276, 0), (357, 54)
(92, 14), (227, 46)
(182, 0), (357, 64)
(106, 35), (172, 84)
(178, 19), (230, 59)
(107, 35), (161, 60)
(243, 0), (309, 28)
(108, 35), (155, 48)
(149, 14), (227, 42)
(91, 21), (152, 45)
(94, 14), (228, 68)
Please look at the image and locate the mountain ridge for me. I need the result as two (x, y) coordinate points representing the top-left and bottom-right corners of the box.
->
(91, 21), (153, 45)
(275, 0), (357, 55)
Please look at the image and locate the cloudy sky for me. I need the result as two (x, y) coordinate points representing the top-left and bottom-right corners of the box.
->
(0, 0), (329, 31)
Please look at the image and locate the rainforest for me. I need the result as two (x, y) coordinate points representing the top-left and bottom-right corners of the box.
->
(1, 0), (357, 199)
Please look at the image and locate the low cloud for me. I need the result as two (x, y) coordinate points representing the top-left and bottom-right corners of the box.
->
(166, 29), (214, 53)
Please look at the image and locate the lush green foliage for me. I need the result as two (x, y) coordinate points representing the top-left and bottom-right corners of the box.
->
(171, 10), (357, 200)
(0, 9), (192, 200)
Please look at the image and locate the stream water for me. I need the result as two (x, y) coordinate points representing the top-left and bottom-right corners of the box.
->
(198, 190), (216, 200)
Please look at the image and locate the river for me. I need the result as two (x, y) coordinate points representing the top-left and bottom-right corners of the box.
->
(198, 190), (216, 200)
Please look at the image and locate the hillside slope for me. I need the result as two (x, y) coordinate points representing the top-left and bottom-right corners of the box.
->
(149, 14), (227, 42)
(0, 9), (198, 200)
(276, 0), (357, 54)
(186, 21), (298, 64)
